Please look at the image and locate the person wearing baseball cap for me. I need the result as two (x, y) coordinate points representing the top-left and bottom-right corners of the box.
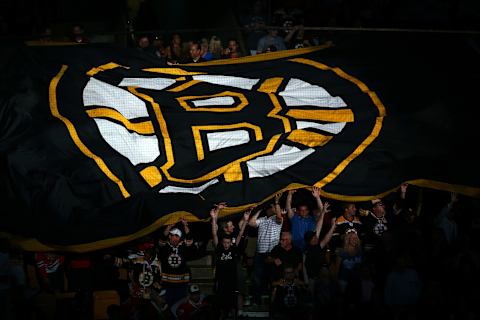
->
(176, 284), (208, 320)
(158, 218), (197, 307)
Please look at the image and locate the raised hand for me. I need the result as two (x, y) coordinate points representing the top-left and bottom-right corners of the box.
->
(312, 186), (321, 199)
(215, 202), (227, 211)
(323, 202), (331, 214)
(274, 192), (283, 203)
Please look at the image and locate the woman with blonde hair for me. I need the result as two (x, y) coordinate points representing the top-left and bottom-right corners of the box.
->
(335, 229), (363, 302)
(209, 35), (223, 60)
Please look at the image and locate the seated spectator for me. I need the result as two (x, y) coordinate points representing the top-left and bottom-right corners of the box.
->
(176, 284), (209, 320)
(70, 24), (89, 43)
(200, 37), (213, 61)
(186, 41), (206, 63)
(165, 33), (184, 64)
(222, 39), (242, 59)
(245, 16), (267, 55)
(270, 265), (312, 319)
(257, 26), (286, 53)
(209, 35), (223, 60)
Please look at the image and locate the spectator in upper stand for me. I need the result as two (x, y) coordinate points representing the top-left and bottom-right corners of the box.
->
(208, 35), (223, 60)
(264, 44), (278, 53)
(70, 24), (89, 43)
(136, 34), (157, 56)
(211, 204), (252, 319)
(200, 37), (213, 61)
(165, 33), (184, 64)
(284, 24), (312, 49)
(245, 16), (267, 55)
(248, 193), (283, 305)
(257, 26), (286, 53)
(185, 41), (206, 63)
(286, 188), (319, 252)
(152, 34), (167, 64)
(158, 218), (198, 307)
(222, 38), (243, 59)
(268, 232), (302, 282)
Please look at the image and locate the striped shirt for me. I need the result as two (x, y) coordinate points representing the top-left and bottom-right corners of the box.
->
(255, 215), (283, 253)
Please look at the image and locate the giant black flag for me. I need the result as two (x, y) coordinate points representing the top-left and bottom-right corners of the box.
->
(1, 33), (479, 252)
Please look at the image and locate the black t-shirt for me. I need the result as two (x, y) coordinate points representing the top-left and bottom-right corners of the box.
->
(304, 245), (328, 279)
(269, 245), (302, 279)
(215, 244), (239, 280)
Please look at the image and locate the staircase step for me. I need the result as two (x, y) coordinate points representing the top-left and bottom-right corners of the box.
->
(190, 266), (215, 280)
(187, 254), (213, 266)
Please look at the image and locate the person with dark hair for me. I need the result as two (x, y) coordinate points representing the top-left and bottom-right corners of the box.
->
(165, 33), (184, 64)
(211, 204), (252, 319)
(222, 39), (242, 58)
(70, 24), (89, 43)
(257, 27), (286, 53)
(303, 201), (337, 290)
(187, 41), (206, 63)
(270, 265), (311, 319)
(286, 188), (320, 252)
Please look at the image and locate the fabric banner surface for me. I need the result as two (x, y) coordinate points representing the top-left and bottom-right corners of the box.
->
(1, 33), (479, 251)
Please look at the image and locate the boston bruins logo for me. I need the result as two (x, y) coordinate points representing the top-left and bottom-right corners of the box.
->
(50, 50), (385, 206)
(138, 271), (154, 287)
(167, 253), (182, 268)
(373, 222), (387, 236)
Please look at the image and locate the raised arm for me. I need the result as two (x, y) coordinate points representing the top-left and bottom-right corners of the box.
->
(315, 201), (330, 239)
(274, 192), (284, 224)
(248, 208), (262, 227)
(286, 190), (296, 219)
(236, 208), (253, 245)
(210, 203), (226, 246)
(319, 217), (337, 249)
(312, 186), (324, 220)
(163, 223), (174, 237)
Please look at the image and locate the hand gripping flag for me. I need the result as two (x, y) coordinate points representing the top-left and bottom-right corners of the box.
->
(1, 33), (479, 252)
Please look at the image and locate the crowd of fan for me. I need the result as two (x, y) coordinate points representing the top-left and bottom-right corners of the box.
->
(1, 184), (479, 320)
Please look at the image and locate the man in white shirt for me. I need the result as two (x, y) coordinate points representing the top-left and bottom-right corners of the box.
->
(248, 193), (283, 305)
